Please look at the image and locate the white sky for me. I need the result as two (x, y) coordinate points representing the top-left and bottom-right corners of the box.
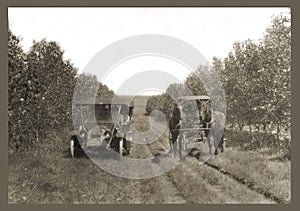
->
(8, 7), (290, 95)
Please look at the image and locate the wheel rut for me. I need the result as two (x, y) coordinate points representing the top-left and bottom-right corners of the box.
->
(203, 160), (283, 203)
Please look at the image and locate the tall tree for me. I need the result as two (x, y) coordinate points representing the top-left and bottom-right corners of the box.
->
(25, 39), (78, 142)
(8, 30), (28, 149)
(259, 13), (291, 135)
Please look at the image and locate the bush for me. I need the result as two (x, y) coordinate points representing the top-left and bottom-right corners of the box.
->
(145, 95), (161, 115)
(225, 129), (290, 151)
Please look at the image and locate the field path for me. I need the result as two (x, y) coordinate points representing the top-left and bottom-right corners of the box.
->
(8, 96), (288, 204)
(124, 96), (276, 204)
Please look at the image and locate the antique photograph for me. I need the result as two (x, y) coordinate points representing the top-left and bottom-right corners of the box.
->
(8, 7), (291, 204)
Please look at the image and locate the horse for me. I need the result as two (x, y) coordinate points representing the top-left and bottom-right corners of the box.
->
(168, 104), (181, 156)
(205, 110), (226, 155)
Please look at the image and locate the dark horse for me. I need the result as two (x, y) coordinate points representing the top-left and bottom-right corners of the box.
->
(168, 104), (181, 156)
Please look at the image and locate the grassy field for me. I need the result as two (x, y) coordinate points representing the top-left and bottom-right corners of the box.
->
(8, 130), (151, 204)
(206, 148), (291, 203)
(8, 96), (291, 204)
(8, 132), (284, 204)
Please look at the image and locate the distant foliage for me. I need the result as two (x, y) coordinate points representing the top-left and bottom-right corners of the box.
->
(73, 73), (114, 100)
(185, 63), (227, 113)
(145, 93), (175, 119)
(8, 31), (114, 153)
(145, 84), (189, 119)
(145, 95), (160, 115)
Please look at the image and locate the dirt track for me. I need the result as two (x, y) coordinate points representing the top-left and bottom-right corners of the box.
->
(8, 96), (289, 204)
(107, 96), (276, 203)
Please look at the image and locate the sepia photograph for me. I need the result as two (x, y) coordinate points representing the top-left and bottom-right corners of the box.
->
(7, 7), (291, 204)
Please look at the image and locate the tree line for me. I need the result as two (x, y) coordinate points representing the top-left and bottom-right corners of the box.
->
(8, 30), (114, 152)
(146, 13), (291, 143)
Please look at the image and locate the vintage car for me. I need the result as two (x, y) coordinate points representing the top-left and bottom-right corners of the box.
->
(69, 96), (134, 158)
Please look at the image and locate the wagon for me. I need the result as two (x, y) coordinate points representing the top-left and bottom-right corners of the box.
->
(69, 96), (134, 158)
(169, 95), (213, 159)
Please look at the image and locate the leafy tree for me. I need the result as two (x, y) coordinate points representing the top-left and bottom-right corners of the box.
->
(72, 73), (115, 129)
(222, 40), (262, 131)
(8, 30), (28, 150)
(145, 95), (161, 115)
(259, 13), (291, 136)
(184, 71), (207, 96)
(97, 83), (114, 98)
(23, 39), (77, 142)
(73, 73), (114, 100)
(158, 93), (174, 119)
(184, 63), (226, 115)
(8, 32), (116, 152)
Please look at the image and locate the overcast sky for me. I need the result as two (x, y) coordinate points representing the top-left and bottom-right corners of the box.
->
(8, 7), (290, 95)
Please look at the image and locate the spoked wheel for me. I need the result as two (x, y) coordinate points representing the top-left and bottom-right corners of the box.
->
(178, 133), (190, 161)
(183, 133), (188, 151)
(168, 130), (173, 154)
(178, 135), (183, 160)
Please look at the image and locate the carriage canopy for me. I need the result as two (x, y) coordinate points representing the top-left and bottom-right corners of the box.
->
(177, 95), (210, 101)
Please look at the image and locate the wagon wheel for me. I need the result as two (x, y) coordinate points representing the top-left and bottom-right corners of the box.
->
(178, 134), (183, 160)
(123, 132), (132, 155)
(168, 130), (173, 153)
(183, 133), (188, 151)
(178, 133), (190, 160)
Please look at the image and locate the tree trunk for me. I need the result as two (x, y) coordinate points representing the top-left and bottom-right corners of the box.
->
(33, 127), (39, 143)
(36, 129), (39, 143)
(263, 123), (266, 132)
(276, 124), (281, 140)
(238, 123), (244, 132)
